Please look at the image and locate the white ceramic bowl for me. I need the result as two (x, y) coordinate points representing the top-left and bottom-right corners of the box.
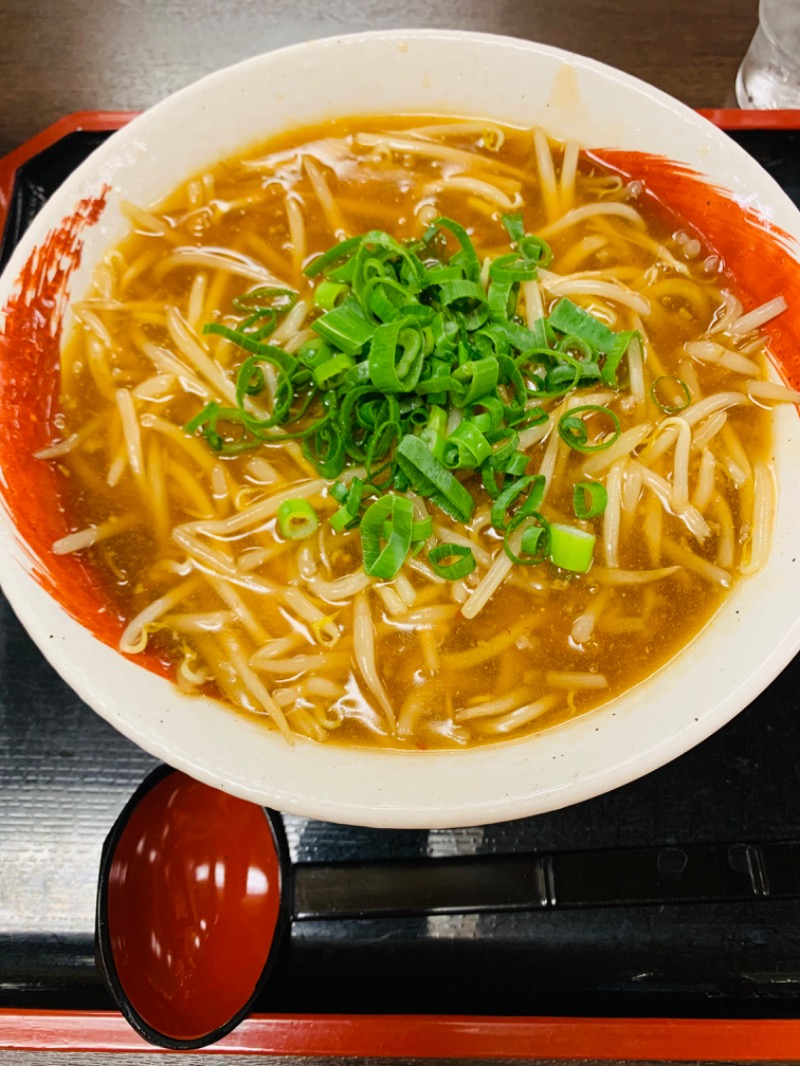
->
(1, 30), (800, 828)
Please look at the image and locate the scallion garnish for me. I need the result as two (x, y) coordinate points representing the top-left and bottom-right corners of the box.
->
(490, 474), (546, 530)
(313, 280), (349, 311)
(558, 405), (621, 453)
(549, 523), (596, 573)
(650, 376), (692, 414)
(395, 435), (474, 524)
(412, 517), (433, 542)
(329, 477), (364, 532)
(360, 494), (414, 579)
(369, 318), (425, 393)
(429, 543), (477, 580)
(521, 523), (547, 557)
(548, 298), (616, 353)
(444, 420), (492, 470)
(312, 298), (375, 355)
(504, 512), (550, 566)
(303, 236), (363, 278)
(277, 498), (319, 540)
(501, 212), (525, 244)
(573, 481), (608, 519)
(187, 212), (641, 587)
(329, 506), (356, 533)
(600, 330), (637, 387)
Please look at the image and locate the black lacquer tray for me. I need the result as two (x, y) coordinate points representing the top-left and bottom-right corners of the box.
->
(2, 119), (800, 1039)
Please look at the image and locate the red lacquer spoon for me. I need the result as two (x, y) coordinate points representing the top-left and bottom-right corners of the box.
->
(97, 764), (800, 1049)
(96, 766), (290, 1048)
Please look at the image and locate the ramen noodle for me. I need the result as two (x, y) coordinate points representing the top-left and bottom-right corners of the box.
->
(43, 116), (793, 749)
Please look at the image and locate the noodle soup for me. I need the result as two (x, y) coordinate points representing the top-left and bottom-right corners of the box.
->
(45, 115), (787, 750)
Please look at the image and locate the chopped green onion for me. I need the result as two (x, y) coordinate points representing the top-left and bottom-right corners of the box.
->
(304, 236), (362, 278)
(437, 279), (490, 330)
(423, 264), (464, 286)
(549, 523), (595, 573)
(312, 299), (375, 354)
(429, 543), (476, 580)
(548, 298), (616, 353)
(539, 356), (582, 398)
(444, 420), (492, 469)
(501, 212), (525, 244)
(503, 450), (530, 476)
(511, 406), (548, 431)
(360, 494), (414, 579)
(369, 318), (425, 393)
(426, 217), (481, 282)
(601, 330), (637, 387)
(314, 280), (349, 310)
(329, 507), (354, 532)
(411, 517), (433, 542)
(303, 412), (346, 479)
(277, 498), (319, 540)
(519, 235), (552, 266)
(313, 353), (355, 388)
(233, 286), (297, 312)
(504, 512), (550, 566)
(417, 404), (448, 464)
(521, 524), (546, 556)
(489, 253), (539, 284)
(449, 356), (499, 407)
(488, 317), (540, 352)
(329, 506), (356, 532)
(573, 481), (608, 519)
(395, 435), (475, 524)
(189, 214), (649, 588)
(490, 474), (546, 530)
(329, 477), (364, 531)
(651, 376), (692, 413)
(557, 334), (594, 363)
(558, 405), (621, 453)
(500, 214), (552, 266)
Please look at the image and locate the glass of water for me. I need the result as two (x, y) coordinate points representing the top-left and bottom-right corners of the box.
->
(736, 0), (800, 108)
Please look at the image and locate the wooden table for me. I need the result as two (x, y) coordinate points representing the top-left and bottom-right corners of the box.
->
(0, 0), (758, 157)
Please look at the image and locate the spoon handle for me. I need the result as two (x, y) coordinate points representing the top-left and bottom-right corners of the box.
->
(292, 839), (800, 921)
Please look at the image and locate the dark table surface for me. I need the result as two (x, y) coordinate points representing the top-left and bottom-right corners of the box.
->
(0, 0), (758, 158)
(0, 2), (778, 1065)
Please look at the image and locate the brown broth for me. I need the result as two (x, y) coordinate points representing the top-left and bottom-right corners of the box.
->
(52, 115), (773, 749)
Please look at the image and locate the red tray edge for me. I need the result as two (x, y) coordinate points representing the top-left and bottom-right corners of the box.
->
(3, 105), (800, 1059)
(0, 111), (137, 232)
(3, 1010), (800, 1060)
(699, 107), (800, 129)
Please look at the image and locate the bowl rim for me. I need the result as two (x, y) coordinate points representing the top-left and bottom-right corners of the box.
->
(2, 27), (800, 828)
